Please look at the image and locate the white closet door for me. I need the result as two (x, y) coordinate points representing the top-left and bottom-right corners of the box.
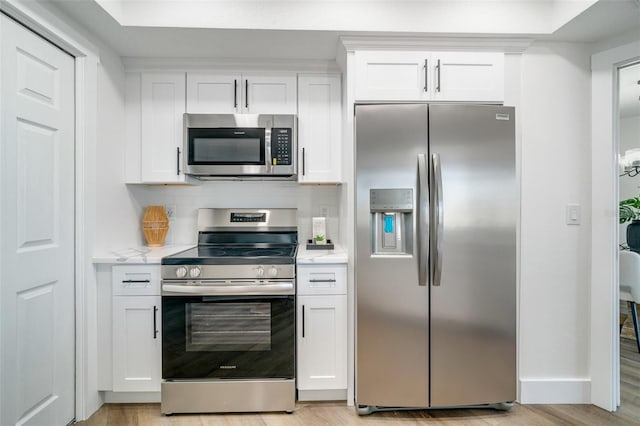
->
(1, 15), (75, 426)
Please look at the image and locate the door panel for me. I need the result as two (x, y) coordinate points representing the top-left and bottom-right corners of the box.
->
(1, 15), (75, 426)
(355, 104), (429, 407)
(428, 104), (516, 406)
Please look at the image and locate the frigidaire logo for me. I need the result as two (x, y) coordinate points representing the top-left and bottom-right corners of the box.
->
(219, 365), (237, 369)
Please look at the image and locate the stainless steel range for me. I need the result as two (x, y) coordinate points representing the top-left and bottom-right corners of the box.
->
(160, 208), (297, 415)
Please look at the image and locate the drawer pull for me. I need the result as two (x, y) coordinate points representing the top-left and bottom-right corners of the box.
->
(308, 279), (336, 283)
(122, 279), (151, 283)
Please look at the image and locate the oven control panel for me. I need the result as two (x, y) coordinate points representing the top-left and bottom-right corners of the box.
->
(162, 264), (295, 281)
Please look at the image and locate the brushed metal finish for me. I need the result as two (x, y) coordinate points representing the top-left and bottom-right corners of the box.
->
(197, 208), (297, 231)
(417, 154), (429, 287)
(428, 104), (516, 406)
(430, 153), (443, 287)
(162, 264), (295, 280)
(355, 103), (429, 407)
(161, 281), (294, 296)
(161, 379), (295, 414)
(183, 113), (297, 178)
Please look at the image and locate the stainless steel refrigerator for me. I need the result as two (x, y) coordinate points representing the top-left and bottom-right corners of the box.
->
(355, 103), (516, 413)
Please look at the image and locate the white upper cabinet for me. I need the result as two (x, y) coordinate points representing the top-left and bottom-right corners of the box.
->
(297, 74), (342, 183)
(355, 51), (432, 101)
(126, 72), (191, 184)
(186, 73), (238, 114)
(432, 52), (504, 102)
(186, 73), (297, 114)
(355, 51), (504, 102)
(141, 73), (186, 183)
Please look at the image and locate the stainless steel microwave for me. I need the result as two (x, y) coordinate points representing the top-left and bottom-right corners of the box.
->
(183, 113), (297, 180)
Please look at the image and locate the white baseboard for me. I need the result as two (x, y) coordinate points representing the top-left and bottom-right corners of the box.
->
(103, 391), (161, 403)
(519, 378), (591, 404)
(297, 389), (347, 401)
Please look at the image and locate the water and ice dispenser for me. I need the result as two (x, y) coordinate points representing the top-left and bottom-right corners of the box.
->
(370, 189), (414, 255)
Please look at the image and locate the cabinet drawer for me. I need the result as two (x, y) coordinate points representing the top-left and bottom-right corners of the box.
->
(297, 265), (346, 295)
(112, 265), (160, 296)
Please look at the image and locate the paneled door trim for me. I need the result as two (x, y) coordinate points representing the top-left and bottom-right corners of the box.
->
(0, 1), (101, 421)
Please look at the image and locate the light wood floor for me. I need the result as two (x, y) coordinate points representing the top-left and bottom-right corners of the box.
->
(78, 332), (640, 426)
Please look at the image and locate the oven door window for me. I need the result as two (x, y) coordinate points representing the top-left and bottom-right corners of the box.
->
(186, 302), (271, 352)
(162, 295), (294, 380)
(188, 128), (265, 165)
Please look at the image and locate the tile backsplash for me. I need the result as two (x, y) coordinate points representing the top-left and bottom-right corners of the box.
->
(126, 181), (341, 246)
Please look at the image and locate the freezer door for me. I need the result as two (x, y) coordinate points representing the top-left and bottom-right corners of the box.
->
(428, 104), (516, 406)
(355, 104), (430, 407)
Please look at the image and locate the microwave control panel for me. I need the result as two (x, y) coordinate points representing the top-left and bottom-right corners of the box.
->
(271, 128), (292, 166)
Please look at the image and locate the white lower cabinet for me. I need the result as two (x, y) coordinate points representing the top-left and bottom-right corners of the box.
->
(112, 295), (162, 392)
(296, 264), (347, 400)
(110, 265), (162, 393)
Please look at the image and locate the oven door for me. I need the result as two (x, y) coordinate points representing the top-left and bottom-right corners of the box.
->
(162, 294), (294, 380)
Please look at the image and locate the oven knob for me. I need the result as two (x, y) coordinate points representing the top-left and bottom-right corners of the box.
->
(189, 266), (202, 278)
(175, 266), (188, 278)
(268, 267), (278, 277)
(256, 266), (264, 278)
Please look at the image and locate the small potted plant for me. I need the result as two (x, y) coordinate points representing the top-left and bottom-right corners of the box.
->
(620, 197), (640, 250)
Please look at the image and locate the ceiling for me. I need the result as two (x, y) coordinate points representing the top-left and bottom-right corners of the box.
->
(46, 0), (640, 116)
(49, 0), (640, 60)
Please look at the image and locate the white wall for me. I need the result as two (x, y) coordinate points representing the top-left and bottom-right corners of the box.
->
(123, 183), (341, 247)
(519, 42), (592, 402)
(94, 50), (140, 251)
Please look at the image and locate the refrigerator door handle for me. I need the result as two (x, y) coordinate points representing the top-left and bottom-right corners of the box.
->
(417, 153), (430, 286)
(431, 153), (444, 287)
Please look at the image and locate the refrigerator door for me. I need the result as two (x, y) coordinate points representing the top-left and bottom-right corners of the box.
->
(428, 104), (516, 406)
(355, 104), (430, 407)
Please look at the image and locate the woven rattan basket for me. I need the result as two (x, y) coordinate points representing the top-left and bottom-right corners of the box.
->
(142, 205), (169, 247)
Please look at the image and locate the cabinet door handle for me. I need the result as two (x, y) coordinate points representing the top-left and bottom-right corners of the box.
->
(234, 79), (238, 109)
(423, 59), (428, 92)
(436, 59), (441, 93)
(302, 147), (306, 176)
(302, 304), (305, 338)
(309, 279), (337, 283)
(122, 279), (151, 283)
(245, 79), (249, 109)
(153, 305), (159, 339)
(176, 147), (181, 175)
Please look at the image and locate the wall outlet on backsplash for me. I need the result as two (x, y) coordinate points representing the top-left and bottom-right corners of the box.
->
(165, 205), (176, 219)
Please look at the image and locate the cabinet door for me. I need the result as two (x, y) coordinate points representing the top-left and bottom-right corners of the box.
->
(186, 73), (241, 114)
(140, 73), (186, 183)
(112, 296), (161, 392)
(297, 295), (347, 390)
(432, 52), (504, 102)
(298, 74), (342, 183)
(355, 51), (431, 101)
(242, 74), (297, 114)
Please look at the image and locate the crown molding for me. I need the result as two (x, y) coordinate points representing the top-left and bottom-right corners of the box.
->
(122, 57), (341, 73)
(339, 36), (534, 54)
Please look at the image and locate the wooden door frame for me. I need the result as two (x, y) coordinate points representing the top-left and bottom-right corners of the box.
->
(0, 0), (100, 421)
(591, 39), (640, 411)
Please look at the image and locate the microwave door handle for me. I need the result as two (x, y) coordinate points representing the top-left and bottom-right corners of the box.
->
(265, 128), (272, 173)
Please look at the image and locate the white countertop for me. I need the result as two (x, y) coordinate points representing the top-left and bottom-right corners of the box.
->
(92, 245), (195, 264)
(297, 243), (348, 264)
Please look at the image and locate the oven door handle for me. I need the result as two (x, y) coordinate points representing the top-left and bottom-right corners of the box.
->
(162, 282), (294, 295)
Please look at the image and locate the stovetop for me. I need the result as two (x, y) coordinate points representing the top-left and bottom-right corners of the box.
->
(161, 244), (297, 265)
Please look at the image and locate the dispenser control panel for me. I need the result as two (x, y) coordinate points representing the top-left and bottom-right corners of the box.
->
(370, 188), (413, 212)
(370, 189), (413, 255)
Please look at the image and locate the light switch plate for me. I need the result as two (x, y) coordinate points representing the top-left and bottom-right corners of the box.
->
(566, 203), (581, 225)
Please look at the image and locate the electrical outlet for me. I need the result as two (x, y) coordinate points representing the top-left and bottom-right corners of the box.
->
(319, 205), (330, 218)
(165, 205), (176, 219)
